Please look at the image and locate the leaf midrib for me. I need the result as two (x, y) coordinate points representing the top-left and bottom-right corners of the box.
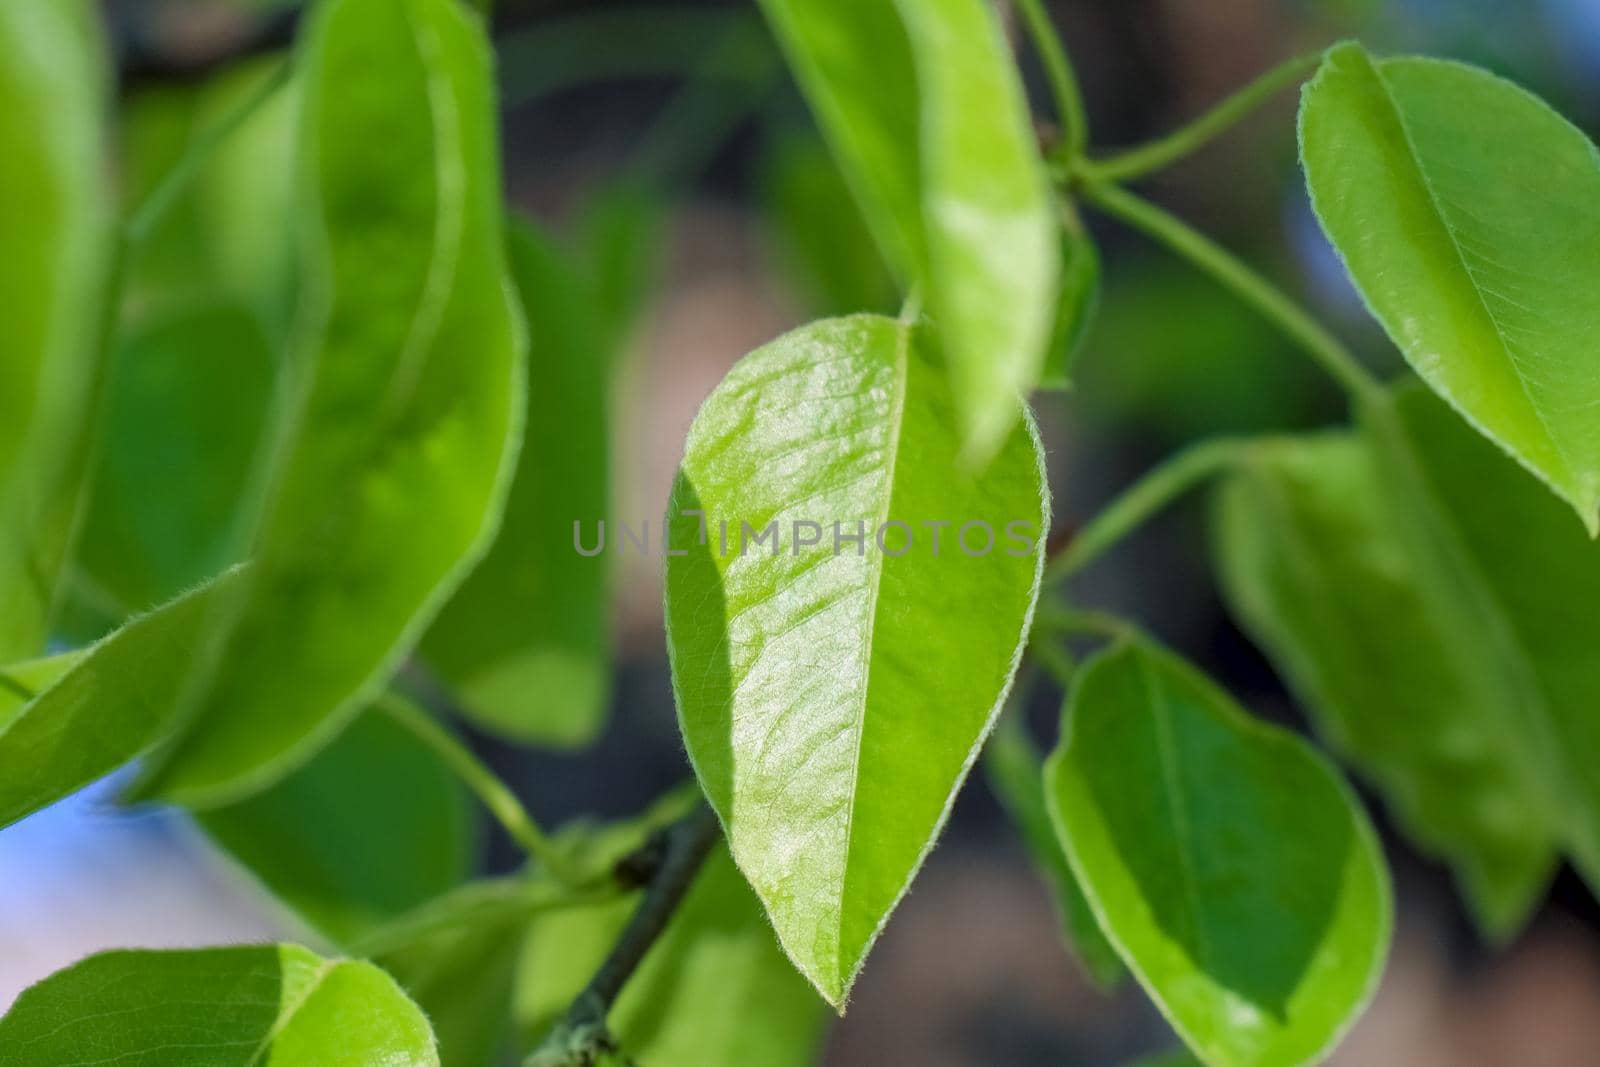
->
(1137, 651), (1213, 976)
(832, 317), (911, 985)
(1366, 57), (1579, 493)
(242, 956), (336, 1067)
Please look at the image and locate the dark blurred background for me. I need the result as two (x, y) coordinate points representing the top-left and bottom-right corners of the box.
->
(12, 1), (1600, 1063)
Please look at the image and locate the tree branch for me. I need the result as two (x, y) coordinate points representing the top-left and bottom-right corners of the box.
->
(527, 803), (723, 1067)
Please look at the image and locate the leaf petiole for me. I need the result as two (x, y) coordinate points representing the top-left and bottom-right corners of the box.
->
(1045, 436), (1254, 586)
(1080, 182), (1380, 400)
(376, 691), (588, 888)
(1075, 50), (1322, 185)
(1013, 0), (1090, 161)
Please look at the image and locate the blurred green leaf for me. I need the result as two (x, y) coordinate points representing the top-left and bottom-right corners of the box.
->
(665, 315), (1046, 1006)
(0, 0), (113, 660)
(0, 652), (82, 731)
(1073, 256), (1326, 444)
(517, 844), (829, 1065)
(423, 217), (613, 749)
(759, 134), (898, 317)
(0, 944), (438, 1066)
(1046, 637), (1390, 1067)
(1364, 382), (1600, 898)
(74, 302), (275, 617)
(758, 0), (1058, 462)
(120, 57), (296, 338)
(199, 706), (476, 945)
(0, 570), (239, 831)
(1214, 431), (1556, 939)
(1301, 42), (1600, 533)
(1039, 220), (1101, 390)
(136, 0), (525, 807)
(985, 712), (1125, 988)
(369, 880), (537, 1067)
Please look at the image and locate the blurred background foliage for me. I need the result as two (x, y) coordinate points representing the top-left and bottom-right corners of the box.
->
(12, 1), (1600, 1064)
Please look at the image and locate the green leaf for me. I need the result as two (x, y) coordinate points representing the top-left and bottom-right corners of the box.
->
(1214, 431), (1556, 939)
(517, 844), (830, 1065)
(421, 218), (612, 748)
(759, 133), (898, 317)
(74, 302), (276, 616)
(1039, 221), (1101, 390)
(198, 706), (476, 945)
(0, 0), (112, 659)
(0, 653), (82, 731)
(0, 944), (439, 1066)
(757, 0), (1058, 462)
(1361, 382), (1600, 896)
(0, 571), (239, 831)
(119, 58), (297, 338)
(985, 713), (1124, 988)
(369, 880), (536, 1067)
(1300, 42), (1600, 533)
(1045, 637), (1391, 1067)
(135, 0), (525, 806)
(665, 314), (1047, 1006)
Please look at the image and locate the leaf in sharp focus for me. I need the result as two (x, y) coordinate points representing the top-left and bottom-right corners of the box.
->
(198, 705), (475, 946)
(1038, 219), (1101, 391)
(0, 0), (112, 660)
(1213, 431), (1556, 940)
(74, 302), (276, 618)
(134, 0), (526, 806)
(516, 844), (830, 1065)
(984, 713), (1124, 989)
(422, 218), (610, 749)
(756, 0), (1058, 463)
(665, 314), (1047, 1007)
(0, 570), (241, 832)
(1362, 381), (1600, 895)
(0, 944), (439, 1067)
(759, 133), (899, 318)
(1299, 41), (1600, 533)
(1045, 638), (1391, 1067)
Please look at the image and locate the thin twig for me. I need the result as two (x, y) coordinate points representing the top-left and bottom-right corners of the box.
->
(1013, 0), (1090, 161)
(1076, 50), (1322, 184)
(1081, 182), (1381, 400)
(527, 804), (723, 1067)
(376, 691), (587, 888)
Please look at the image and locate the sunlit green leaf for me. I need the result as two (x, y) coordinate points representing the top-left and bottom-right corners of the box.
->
(74, 302), (276, 618)
(517, 844), (829, 1065)
(1046, 637), (1390, 1067)
(1363, 382), (1600, 895)
(756, 0), (1058, 462)
(0, 0), (112, 659)
(985, 713), (1124, 988)
(135, 0), (525, 806)
(666, 314), (1047, 1006)
(0, 570), (239, 831)
(199, 705), (475, 945)
(1215, 431), (1555, 938)
(0, 944), (439, 1066)
(1300, 41), (1600, 532)
(422, 218), (611, 748)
